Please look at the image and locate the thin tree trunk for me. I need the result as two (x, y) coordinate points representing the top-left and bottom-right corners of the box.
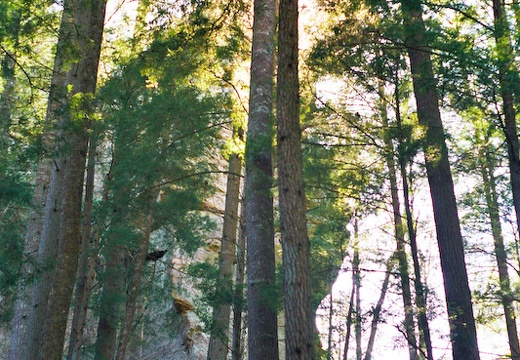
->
(327, 282), (334, 360)
(207, 137), (243, 359)
(394, 67), (433, 360)
(245, 0), (279, 357)
(115, 189), (159, 360)
(232, 192), (246, 360)
(353, 219), (362, 360)
(380, 83), (418, 360)
(400, 0), (480, 358)
(67, 133), (98, 360)
(277, 0), (314, 358)
(342, 268), (356, 360)
(492, 0), (520, 239)
(480, 139), (520, 359)
(364, 256), (394, 360)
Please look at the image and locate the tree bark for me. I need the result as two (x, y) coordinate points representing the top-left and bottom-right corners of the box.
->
(400, 0), (480, 358)
(207, 146), (243, 359)
(67, 132), (98, 360)
(492, 0), (520, 261)
(8, 3), (75, 358)
(19, 1), (107, 359)
(245, 0), (279, 358)
(479, 133), (520, 359)
(232, 192), (246, 360)
(277, 0), (314, 358)
(394, 67), (434, 360)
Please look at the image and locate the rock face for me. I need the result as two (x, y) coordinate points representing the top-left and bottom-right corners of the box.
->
(137, 173), (227, 360)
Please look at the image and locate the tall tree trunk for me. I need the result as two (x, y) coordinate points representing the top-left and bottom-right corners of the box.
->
(380, 84), (418, 360)
(22, 1), (107, 359)
(245, 0), (279, 357)
(492, 0), (520, 256)
(8, 4), (76, 358)
(207, 141), (243, 359)
(67, 132), (98, 360)
(364, 256), (394, 360)
(394, 67), (433, 360)
(232, 193), (246, 360)
(277, 0), (314, 358)
(479, 136), (520, 359)
(400, 1), (480, 358)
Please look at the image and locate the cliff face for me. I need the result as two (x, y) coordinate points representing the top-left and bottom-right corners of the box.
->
(137, 173), (228, 360)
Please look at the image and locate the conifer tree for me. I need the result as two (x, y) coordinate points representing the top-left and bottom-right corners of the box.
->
(245, 0), (279, 358)
(400, 0), (480, 357)
(277, 0), (314, 358)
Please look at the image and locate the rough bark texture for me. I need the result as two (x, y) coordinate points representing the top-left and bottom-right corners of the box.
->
(480, 143), (520, 359)
(277, 0), (314, 358)
(17, 1), (107, 359)
(400, 0), (480, 358)
(245, 0), (279, 358)
(207, 150), (242, 360)
(493, 0), (520, 255)
(7, 4), (75, 358)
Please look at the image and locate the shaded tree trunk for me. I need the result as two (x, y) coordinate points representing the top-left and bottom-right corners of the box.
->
(400, 0), (480, 358)
(277, 0), (314, 358)
(354, 219), (362, 360)
(232, 193), (246, 360)
(479, 136), (520, 360)
(67, 132), (98, 360)
(492, 0), (520, 239)
(342, 263), (356, 360)
(207, 135), (243, 360)
(394, 67), (433, 360)
(380, 84), (418, 360)
(245, 0), (279, 357)
(8, 4), (76, 358)
(21, 1), (107, 359)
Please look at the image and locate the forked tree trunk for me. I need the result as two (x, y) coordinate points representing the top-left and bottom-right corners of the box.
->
(400, 0), (479, 358)
(22, 1), (107, 359)
(207, 143), (243, 359)
(245, 0), (279, 357)
(277, 0), (314, 358)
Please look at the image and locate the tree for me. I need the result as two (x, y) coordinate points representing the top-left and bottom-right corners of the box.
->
(245, 0), (279, 358)
(207, 127), (243, 360)
(400, 0), (480, 357)
(11, 0), (107, 358)
(277, 0), (314, 358)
